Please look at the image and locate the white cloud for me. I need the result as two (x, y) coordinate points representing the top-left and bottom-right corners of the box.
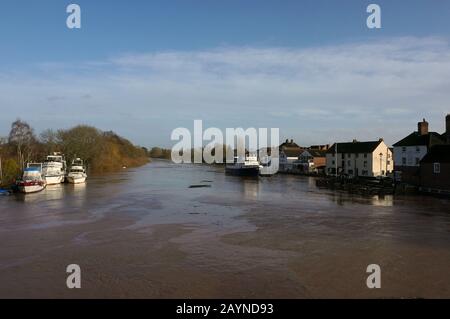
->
(0, 36), (449, 146)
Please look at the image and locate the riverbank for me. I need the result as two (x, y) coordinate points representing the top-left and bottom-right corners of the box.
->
(0, 120), (153, 187)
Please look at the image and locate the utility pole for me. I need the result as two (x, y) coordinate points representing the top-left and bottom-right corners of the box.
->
(335, 143), (338, 177)
(386, 147), (389, 175)
(379, 152), (383, 177)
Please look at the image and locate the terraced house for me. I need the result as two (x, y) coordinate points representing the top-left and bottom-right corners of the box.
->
(325, 139), (393, 177)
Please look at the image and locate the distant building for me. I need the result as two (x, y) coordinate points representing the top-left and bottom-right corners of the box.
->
(419, 144), (450, 193)
(297, 149), (327, 174)
(279, 139), (300, 149)
(325, 139), (393, 177)
(280, 148), (304, 172)
(308, 144), (330, 151)
(279, 139), (304, 172)
(393, 117), (448, 185)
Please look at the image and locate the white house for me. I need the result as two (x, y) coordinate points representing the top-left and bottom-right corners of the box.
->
(326, 139), (393, 177)
(279, 148), (304, 172)
(278, 139), (303, 172)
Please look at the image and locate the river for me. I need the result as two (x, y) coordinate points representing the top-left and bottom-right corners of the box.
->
(0, 160), (449, 298)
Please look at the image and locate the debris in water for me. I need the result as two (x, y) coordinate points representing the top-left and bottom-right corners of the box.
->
(189, 184), (212, 189)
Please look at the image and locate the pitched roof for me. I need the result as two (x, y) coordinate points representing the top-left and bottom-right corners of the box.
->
(279, 140), (300, 149)
(393, 132), (445, 147)
(303, 149), (327, 157)
(281, 147), (304, 157)
(326, 141), (382, 154)
(421, 145), (450, 163)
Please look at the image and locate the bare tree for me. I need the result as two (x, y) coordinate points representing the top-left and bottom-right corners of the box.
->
(40, 129), (60, 154)
(8, 119), (36, 169)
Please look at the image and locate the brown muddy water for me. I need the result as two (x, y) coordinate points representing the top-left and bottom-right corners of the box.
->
(0, 159), (450, 298)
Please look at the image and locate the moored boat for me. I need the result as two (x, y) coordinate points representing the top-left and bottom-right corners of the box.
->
(66, 158), (87, 184)
(0, 189), (11, 196)
(225, 154), (260, 177)
(16, 165), (47, 194)
(42, 153), (66, 185)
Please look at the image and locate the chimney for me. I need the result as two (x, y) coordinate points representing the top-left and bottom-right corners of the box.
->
(352, 139), (358, 143)
(290, 139), (294, 144)
(418, 118), (429, 136)
(446, 114), (450, 144)
(285, 139), (288, 144)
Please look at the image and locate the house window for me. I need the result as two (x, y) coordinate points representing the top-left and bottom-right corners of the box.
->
(348, 170), (354, 175)
(416, 146), (420, 152)
(364, 153), (368, 158)
(364, 161), (367, 168)
(387, 160), (391, 165)
(332, 160), (335, 165)
(402, 147), (406, 152)
(434, 163), (441, 174)
(347, 160), (351, 166)
(347, 154), (351, 158)
(402, 157), (406, 165)
(415, 158), (420, 165)
(356, 154), (359, 158)
(362, 170), (368, 176)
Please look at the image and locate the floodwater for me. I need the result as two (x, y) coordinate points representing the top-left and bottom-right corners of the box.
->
(0, 160), (449, 298)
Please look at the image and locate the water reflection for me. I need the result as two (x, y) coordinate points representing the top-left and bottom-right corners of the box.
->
(13, 183), (89, 208)
(14, 184), (62, 202)
(69, 182), (87, 207)
(371, 195), (394, 207)
(327, 192), (394, 207)
(242, 178), (259, 200)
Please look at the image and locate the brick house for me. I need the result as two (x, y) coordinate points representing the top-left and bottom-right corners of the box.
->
(297, 149), (327, 173)
(419, 144), (450, 193)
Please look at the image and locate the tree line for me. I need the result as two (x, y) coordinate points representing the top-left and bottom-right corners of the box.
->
(0, 119), (151, 186)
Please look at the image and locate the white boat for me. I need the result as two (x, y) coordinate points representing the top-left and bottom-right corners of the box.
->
(66, 158), (87, 184)
(17, 165), (47, 194)
(42, 153), (66, 185)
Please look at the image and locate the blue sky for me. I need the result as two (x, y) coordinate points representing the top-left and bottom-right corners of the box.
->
(1, 0), (450, 147)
